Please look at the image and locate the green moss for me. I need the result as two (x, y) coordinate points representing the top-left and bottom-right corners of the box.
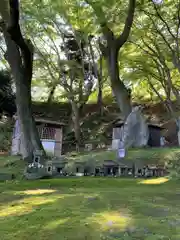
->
(0, 178), (180, 240)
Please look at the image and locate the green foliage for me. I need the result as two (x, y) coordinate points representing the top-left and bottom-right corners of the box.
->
(167, 152), (180, 178)
(18, 0), (180, 114)
(122, 0), (180, 103)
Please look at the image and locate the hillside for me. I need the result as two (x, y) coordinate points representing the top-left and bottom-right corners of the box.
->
(31, 101), (179, 146)
(1, 101), (178, 153)
(32, 100), (178, 124)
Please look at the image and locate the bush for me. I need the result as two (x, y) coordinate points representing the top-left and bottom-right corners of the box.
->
(0, 121), (13, 152)
(167, 152), (180, 178)
(63, 162), (76, 175)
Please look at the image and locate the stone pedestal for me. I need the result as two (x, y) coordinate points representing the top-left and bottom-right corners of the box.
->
(112, 139), (120, 150)
(118, 166), (121, 176)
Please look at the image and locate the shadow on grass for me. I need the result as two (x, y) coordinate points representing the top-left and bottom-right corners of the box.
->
(0, 190), (114, 239)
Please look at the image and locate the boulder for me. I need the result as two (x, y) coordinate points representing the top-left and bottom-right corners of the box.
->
(122, 106), (149, 148)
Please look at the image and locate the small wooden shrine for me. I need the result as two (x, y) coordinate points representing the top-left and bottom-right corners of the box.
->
(112, 120), (164, 149)
(11, 117), (65, 157)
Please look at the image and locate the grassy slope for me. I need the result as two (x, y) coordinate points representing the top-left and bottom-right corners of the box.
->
(0, 155), (25, 179)
(0, 147), (180, 179)
(67, 147), (180, 166)
(0, 177), (180, 240)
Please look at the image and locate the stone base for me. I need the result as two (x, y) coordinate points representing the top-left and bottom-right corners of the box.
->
(112, 139), (120, 150)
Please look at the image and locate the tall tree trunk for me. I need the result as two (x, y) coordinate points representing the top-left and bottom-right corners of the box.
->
(1, 1), (45, 162)
(88, 36), (104, 116)
(107, 46), (132, 119)
(97, 55), (103, 116)
(175, 117), (180, 146)
(4, 35), (44, 162)
(71, 101), (81, 151)
(88, 0), (135, 118)
(97, 79), (103, 116)
(15, 73), (43, 161)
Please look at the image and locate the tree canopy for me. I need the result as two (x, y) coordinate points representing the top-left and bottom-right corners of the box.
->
(1, 0), (180, 152)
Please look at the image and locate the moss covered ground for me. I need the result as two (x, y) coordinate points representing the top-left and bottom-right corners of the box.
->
(0, 177), (180, 240)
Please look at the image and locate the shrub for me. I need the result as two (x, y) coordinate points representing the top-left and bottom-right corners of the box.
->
(0, 121), (13, 152)
(167, 152), (180, 178)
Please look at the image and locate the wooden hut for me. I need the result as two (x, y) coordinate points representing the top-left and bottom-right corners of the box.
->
(103, 160), (119, 176)
(147, 124), (163, 147)
(11, 117), (65, 157)
(112, 120), (164, 149)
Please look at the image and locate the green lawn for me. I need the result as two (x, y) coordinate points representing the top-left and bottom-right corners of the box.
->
(1, 177), (180, 240)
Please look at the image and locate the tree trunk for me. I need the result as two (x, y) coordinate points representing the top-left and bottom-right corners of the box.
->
(3, 25), (44, 162)
(97, 81), (103, 116)
(97, 55), (103, 116)
(71, 101), (81, 151)
(106, 45), (132, 119)
(106, 45), (149, 148)
(47, 85), (56, 104)
(16, 74), (43, 161)
(175, 117), (180, 146)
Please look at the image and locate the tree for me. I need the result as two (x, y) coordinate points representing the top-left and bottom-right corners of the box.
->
(60, 30), (96, 149)
(0, 0), (44, 161)
(125, 0), (180, 144)
(84, 0), (151, 148)
(85, 0), (136, 119)
(143, 1), (180, 74)
(47, 0), (150, 147)
(23, 10), (98, 148)
(88, 37), (105, 116)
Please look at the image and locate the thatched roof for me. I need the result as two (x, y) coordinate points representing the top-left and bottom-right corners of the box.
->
(112, 119), (163, 129)
(35, 118), (65, 127)
(103, 160), (119, 167)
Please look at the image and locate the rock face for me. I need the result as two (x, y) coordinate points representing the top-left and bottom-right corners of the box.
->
(122, 106), (149, 148)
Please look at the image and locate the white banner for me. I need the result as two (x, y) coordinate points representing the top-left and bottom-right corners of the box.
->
(118, 148), (125, 158)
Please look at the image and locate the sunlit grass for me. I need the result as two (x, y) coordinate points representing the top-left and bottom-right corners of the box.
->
(19, 189), (57, 195)
(0, 193), (79, 218)
(0, 178), (180, 240)
(88, 211), (132, 231)
(138, 177), (169, 185)
(43, 218), (69, 230)
(0, 196), (59, 218)
(0, 203), (33, 218)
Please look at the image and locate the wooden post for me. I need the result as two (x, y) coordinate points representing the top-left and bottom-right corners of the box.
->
(118, 166), (121, 176)
(54, 128), (63, 157)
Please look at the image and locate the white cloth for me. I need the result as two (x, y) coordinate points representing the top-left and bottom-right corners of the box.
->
(118, 148), (125, 158)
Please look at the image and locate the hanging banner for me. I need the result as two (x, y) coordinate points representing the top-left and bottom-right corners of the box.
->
(152, 0), (163, 4)
(118, 148), (125, 158)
